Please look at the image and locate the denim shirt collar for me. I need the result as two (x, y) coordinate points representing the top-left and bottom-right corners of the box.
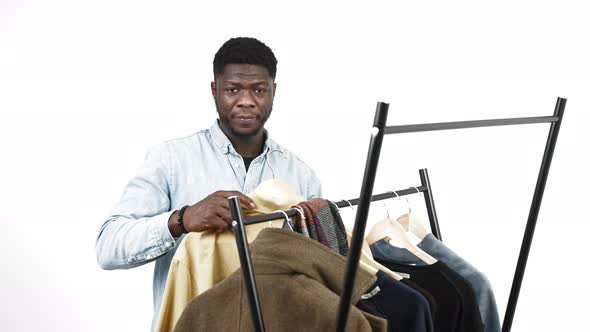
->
(209, 120), (287, 158)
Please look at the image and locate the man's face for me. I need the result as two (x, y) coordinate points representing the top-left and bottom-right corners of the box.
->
(211, 64), (276, 138)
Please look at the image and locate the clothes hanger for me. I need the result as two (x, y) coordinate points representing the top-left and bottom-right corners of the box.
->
(395, 187), (430, 240)
(273, 210), (294, 231)
(333, 200), (403, 280)
(365, 192), (437, 265)
(245, 179), (304, 216)
(292, 206), (309, 235)
(379, 190), (426, 239)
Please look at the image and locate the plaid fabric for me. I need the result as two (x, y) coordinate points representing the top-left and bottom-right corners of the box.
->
(327, 201), (349, 256)
(290, 198), (349, 256)
(283, 207), (310, 237)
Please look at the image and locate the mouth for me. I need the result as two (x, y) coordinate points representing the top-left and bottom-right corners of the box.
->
(234, 114), (258, 125)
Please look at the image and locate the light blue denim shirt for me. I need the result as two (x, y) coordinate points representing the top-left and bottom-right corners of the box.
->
(95, 120), (322, 328)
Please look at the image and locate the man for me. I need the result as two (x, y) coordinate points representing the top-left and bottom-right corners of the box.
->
(95, 37), (322, 327)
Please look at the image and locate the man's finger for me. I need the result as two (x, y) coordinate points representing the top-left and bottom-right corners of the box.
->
(217, 191), (256, 209)
(212, 217), (230, 232)
(218, 209), (233, 226)
(204, 217), (229, 233)
(213, 197), (242, 215)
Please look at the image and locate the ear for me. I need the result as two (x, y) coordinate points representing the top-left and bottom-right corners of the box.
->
(210, 81), (216, 97)
(272, 82), (277, 100)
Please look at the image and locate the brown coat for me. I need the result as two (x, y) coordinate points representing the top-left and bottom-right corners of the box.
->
(174, 228), (387, 331)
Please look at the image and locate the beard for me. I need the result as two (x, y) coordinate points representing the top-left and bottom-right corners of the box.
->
(215, 100), (273, 138)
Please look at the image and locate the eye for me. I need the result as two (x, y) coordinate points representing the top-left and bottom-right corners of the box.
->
(254, 88), (267, 94)
(224, 88), (239, 93)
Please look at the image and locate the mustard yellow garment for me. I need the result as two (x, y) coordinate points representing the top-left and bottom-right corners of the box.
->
(154, 179), (303, 332)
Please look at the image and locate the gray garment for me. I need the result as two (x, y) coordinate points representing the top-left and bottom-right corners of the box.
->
(370, 234), (501, 332)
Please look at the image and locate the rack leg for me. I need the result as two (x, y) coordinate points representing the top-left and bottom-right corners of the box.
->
(336, 102), (389, 332)
(229, 196), (265, 332)
(502, 97), (567, 331)
(419, 168), (442, 241)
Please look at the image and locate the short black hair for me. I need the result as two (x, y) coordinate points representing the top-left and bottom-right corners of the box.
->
(213, 37), (278, 79)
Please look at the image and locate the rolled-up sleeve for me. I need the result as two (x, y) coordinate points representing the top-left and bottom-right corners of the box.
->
(96, 144), (177, 270)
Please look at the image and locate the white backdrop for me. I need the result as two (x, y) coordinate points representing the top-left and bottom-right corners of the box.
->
(1, 0), (589, 331)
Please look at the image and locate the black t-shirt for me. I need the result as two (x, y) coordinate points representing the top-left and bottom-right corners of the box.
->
(375, 259), (483, 332)
(243, 157), (255, 171)
(401, 278), (437, 325)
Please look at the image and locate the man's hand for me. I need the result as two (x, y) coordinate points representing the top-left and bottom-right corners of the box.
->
(168, 191), (256, 236)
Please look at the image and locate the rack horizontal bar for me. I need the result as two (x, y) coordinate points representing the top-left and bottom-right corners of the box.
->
(332, 186), (427, 207)
(242, 186), (427, 226)
(243, 210), (298, 225)
(385, 116), (559, 134)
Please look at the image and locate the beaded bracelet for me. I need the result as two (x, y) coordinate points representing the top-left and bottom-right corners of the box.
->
(178, 205), (190, 234)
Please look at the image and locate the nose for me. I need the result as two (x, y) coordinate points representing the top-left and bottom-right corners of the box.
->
(237, 89), (255, 108)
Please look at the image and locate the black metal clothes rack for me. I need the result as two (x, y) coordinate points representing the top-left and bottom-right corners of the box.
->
(337, 97), (566, 332)
(228, 97), (566, 332)
(228, 172), (441, 332)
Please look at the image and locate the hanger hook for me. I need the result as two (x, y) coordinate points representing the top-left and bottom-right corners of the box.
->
(274, 210), (293, 231)
(403, 188), (417, 214)
(381, 200), (390, 219)
(387, 190), (401, 218)
(342, 199), (355, 212)
(293, 206), (305, 221)
(327, 201), (340, 212)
